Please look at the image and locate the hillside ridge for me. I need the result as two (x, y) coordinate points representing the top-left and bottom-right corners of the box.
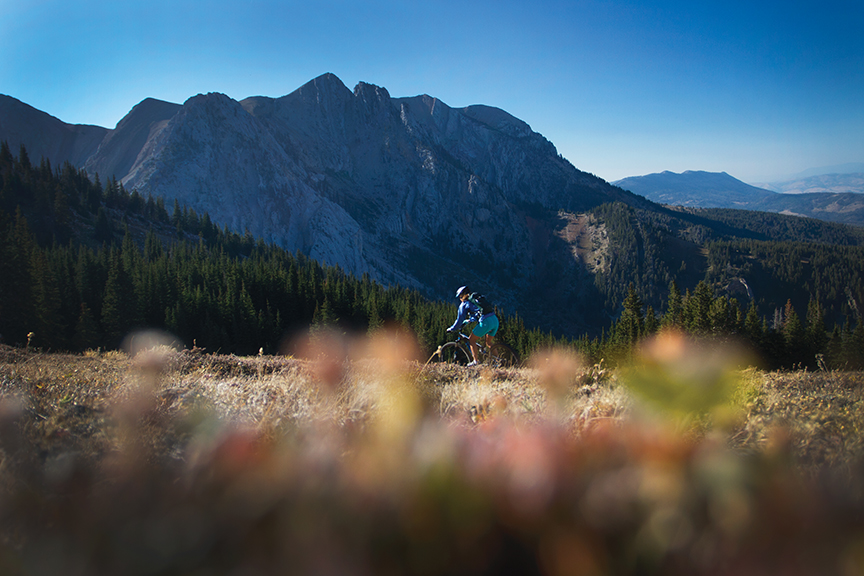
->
(3, 76), (864, 336)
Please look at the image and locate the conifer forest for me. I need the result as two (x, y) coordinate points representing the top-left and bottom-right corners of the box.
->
(1, 141), (863, 370)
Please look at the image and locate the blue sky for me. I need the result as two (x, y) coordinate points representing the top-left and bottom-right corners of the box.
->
(1, 0), (862, 183)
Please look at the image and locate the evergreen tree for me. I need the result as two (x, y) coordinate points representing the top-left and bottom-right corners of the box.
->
(744, 301), (763, 346)
(74, 302), (100, 351)
(805, 299), (828, 365)
(94, 207), (113, 244)
(846, 321), (864, 369)
(782, 299), (806, 367)
(0, 141), (13, 169)
(826, 325), (844, 368)
(367, 294), (383, 334)
(0, 209), (36, 345)
(52, 184), (72, 242)
(612, 284), (644, 351)
(662, 280), (684, 328)
(101, 252), (137, 348)
(16, 144), (30, 172)
(30, 249), (65, 349)
(685, 281), (713, 334)
(644, 304), (659, 336)
(708, 296), (733, 335)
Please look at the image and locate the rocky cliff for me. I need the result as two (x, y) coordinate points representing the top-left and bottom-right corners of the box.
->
(2, 74), (649, 333)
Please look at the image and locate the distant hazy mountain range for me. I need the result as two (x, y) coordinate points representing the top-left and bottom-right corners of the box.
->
(781, 162), (864, 181)
(760, 172), (864, 195)
(614, 170), (864, 227)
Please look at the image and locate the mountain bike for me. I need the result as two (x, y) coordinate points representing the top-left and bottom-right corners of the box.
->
(434, 326), (520, 368)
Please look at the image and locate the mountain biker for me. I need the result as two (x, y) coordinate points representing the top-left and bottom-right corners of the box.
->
(446, 285), (499, 367)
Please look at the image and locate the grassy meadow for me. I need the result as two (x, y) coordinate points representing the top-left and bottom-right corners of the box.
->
(1, 328), (864, 575)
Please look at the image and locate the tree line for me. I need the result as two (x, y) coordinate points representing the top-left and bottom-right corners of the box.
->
(0, 142), (539, 358)
(589, 281), (864, 370)
(1, 141), (862, 369)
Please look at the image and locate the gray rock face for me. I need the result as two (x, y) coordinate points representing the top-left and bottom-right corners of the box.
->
(84, 98), (181, 187)
(3, 74), (641, 331)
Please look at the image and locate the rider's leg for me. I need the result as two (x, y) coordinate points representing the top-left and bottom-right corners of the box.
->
(468, 333), (480, 362)
(483, 315), (499, 350)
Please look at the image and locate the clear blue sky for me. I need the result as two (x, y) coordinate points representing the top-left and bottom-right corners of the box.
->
(2, 0), (862, 183)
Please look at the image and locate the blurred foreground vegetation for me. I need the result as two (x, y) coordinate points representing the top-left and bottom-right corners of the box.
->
(1, 330), (864, 575)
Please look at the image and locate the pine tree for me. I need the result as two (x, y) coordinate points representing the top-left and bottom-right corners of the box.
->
(662, 280), (684, 328)
(847, 321), (864, 369)
(30, 249), (65, 349)
(744, 301), (763, 346)
(52, 184), (72, 242)
(16, 144), (30, 172)
(644, 304), (659, 336)
(0, 209), (36, 345)
(782, 299), (806, 367)
(101, 252), (137, 349)
(708, 296), (733, 335)
(685, 281), (713, 334)
(826, 325), (844, 368)
(367, 294), (383, 334)
(805, 299), (828, 363)
(613, 283), (644, 348)
(0, 141), (13, 169)
(74, 302), (100, 351)
(93, 207), (113, 244)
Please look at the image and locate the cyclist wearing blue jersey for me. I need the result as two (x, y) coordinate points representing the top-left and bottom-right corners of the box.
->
(446, 285), (500, 367)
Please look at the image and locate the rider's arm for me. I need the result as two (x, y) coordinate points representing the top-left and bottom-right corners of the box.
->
(447, 301), (475, 332)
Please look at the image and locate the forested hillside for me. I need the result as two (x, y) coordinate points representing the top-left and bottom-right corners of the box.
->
(2, 142), (863, 369)
(589, 202), (864, 325)
(0, 142), (544, 358)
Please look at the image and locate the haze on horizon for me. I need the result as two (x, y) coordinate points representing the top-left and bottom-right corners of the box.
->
(1, 0), (862, 184)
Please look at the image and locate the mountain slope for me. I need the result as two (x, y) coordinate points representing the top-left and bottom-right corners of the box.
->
(615, 170), (864, 227)
(84, 98), (182, 185)
(760, 172), (864, 195)
(0, 94), (107, 168)
(3, 76), (864, 336)
(3, 75), (652, 333)
(98, 74), (649, 332)
(750, 192), (864, 225)
(613, 170), (778, 207)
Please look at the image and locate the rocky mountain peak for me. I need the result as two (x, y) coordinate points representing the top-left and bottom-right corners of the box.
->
(291, 73), (354, 108)
(85, 97), (181, 181)
(117, 98), (181, 128)
(353, 82), (393, 118)
(461, 105), (532, 138)
(1, 74), (645, 333)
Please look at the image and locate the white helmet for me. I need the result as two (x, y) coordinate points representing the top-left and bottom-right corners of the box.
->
(455, 285), (468, 299)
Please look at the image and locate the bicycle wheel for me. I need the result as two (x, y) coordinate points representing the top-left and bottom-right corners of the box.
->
(488, 343), (520, 367)
(436, 342), (471, 365)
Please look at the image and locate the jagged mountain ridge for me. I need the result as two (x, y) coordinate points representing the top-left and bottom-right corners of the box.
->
(85, 98), (182, 186)
(8, 75), (864, 336)
(2, 74), (648, 332)
(0, 94), (107, 168)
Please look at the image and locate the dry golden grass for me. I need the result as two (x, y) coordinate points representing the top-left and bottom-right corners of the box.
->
(1, 328), (864, 575)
